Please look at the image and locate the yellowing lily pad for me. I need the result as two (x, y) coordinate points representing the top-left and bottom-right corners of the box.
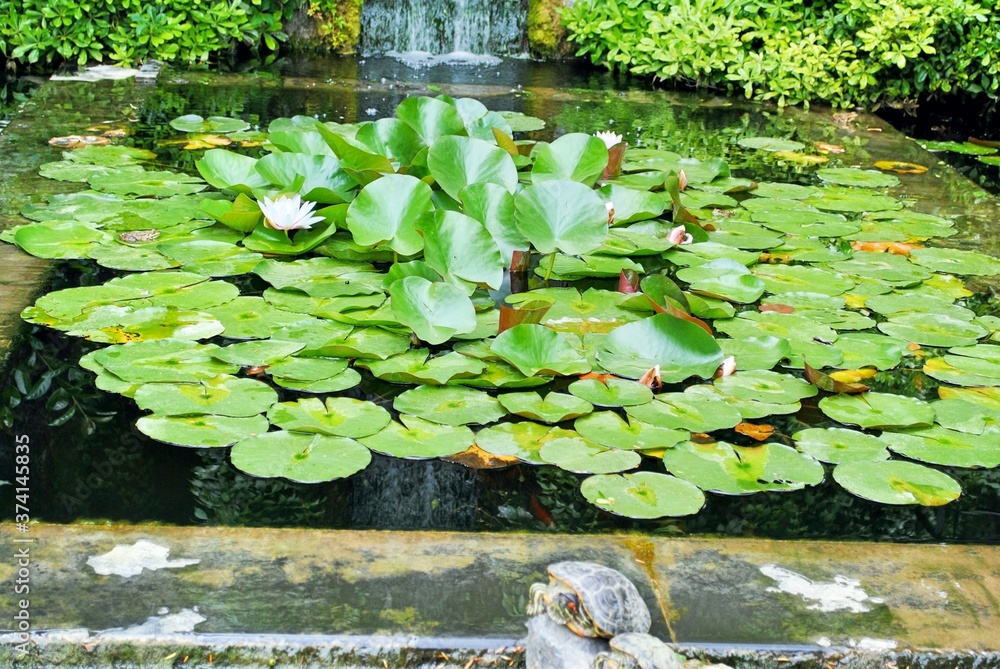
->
(833, 460), (961, 506)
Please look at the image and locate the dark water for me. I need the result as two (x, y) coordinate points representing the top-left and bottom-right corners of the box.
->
(1, 57), (998, 542)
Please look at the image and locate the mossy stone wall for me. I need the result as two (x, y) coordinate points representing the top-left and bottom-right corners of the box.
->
(528, 0), (573, 58)
(285, 0), (363, 54)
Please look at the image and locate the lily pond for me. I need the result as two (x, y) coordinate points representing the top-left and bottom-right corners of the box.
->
(3, 61), (1000, 541)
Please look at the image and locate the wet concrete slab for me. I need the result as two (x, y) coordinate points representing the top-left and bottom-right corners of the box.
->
(1, 524), (998, 666)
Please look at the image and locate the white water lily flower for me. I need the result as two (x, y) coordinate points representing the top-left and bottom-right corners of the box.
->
(719, 356), (736, 377)
(594, 130), (623, 150)
(667, 225), (693, 245)
(258, 194), (324, 233)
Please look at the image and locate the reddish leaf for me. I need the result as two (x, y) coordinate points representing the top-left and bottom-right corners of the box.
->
(815, 141), (845, 154)
(968, 137), (1000, 149)
(619, 269), (641, 294)
(447, 444), (519, 469)
(759, 303), (795, 314)
(498, 300), (552, 335)
(602, 141), (628, 180)
(648, 297), (714, 336)
(578, 372), (620, 385)
(690, 433), (716, 444)
(735, 422), (775, 441)
(510, 249), (531, 274)
(850, 240), (921, 256)
(803, 360), (870, 394)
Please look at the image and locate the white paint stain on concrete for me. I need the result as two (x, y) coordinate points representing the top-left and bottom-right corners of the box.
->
(102, 609), (206, 638)
(87, 540), (200, 577)
(760, 564), (879, 613)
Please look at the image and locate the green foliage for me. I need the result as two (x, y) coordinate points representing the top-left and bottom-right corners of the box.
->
(561, 0), (1000, 107)
(0, 0), (292, 67)
(304, 0), (362, 53)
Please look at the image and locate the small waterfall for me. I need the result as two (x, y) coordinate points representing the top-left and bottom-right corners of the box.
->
(361, 0), (528, 56)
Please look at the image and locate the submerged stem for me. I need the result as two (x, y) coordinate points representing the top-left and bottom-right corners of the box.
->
(544, 253), (556, 282)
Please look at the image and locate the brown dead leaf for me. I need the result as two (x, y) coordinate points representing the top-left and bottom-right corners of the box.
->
(850, 240), (921, 256)
(578, 372), (620, 385)
(829, 368), (878, 384)
(815, 141), (845, 154)
(760, 303), (795, 314)
(803, 360), (870, 394)
(638, 365), (662, 390)
(907, 342), (922, 352)
(874, 160), (928, 175)
(49, 135), (109, 148)
(735, 422), (775, 441)
(690, 433), (716, 444)
(445, 444), (519, 469)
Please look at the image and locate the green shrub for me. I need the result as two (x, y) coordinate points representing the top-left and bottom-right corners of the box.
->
(0, 0), (293, 67)
(561, 0), (1000, 108)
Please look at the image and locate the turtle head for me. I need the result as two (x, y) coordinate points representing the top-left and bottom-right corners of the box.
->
(553, 591), (599, 637)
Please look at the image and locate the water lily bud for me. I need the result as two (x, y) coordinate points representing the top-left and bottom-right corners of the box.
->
(667, 225), (692, 245)
(719, 356), (736, 377)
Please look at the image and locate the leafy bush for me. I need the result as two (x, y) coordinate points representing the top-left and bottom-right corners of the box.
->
(0, 0), (292, 67)
(561, 0), (1000, 108)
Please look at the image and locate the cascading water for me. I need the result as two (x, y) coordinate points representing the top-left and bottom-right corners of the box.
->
(361, 0), (528, 57)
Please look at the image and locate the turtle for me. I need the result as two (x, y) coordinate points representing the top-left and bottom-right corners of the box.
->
(527, 561), (651, 638)
(592, 633), (683, 669)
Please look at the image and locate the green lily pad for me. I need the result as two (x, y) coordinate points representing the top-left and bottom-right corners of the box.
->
(157, 240), (265, 277)
(536, 253), (643, 281)
(39, 161), (144, 183)
(714, 369), (817, 404)
(65, 306), (226, 344)
(14, 222), (109, 259)
(675, 258), (766, 303)
(531, 133), (608, 186)
(909, 247), (1000, 276)
(880, 426), (1000, 468)
(267, 397), (390, 438)
(254, 152), (355, 204)
(212, 340), (305, 367)
(514, 179), (608, 256)
(833, 332), (907, 370)
(170, 114), (250, 134)
(718, 336), (792, 370)
(133, 374), (278, 417)
(624, 395), (742, 433)
(266, 355), (349, 381)
(539, 433), (641, 474)
(389, 276), (477, 345)
(427, 135), (518, 200)
(684, 383), (800, 420)
(933, 398), (1000, 434)
(803, 187), (903, 213)
(819, 392), (935, 429)
(396, 95), (467, 144)
(196, 149), (270, 194)
(490, 324), (591, 377)
(707, 221), (784, 251)
(89, 170), (207, 197)
(346, 174), (433, 255)
(738, 137), (806, 152)
(753, 264), (854, 296)
(832, 460), (961, 506)
(498, 111), (545, 132)
(393, 385), (505, 426)
(597, 184), (665, 224)
(360, 415), (475, 459)
(231, 431), (371, 483)
(792, 427), (890, 464)
(567, 377), (653, 407)
(418, 210), (503, 290)
(574, 411), (687, 451)
(92, 339), (237, 383)
(67, 144), (158, 166)
(580, 472), (706, 518)
(817, 168), (900, 188)
(207, 297), (310, 340)
(878, 313), (987, 347)
(664, 242), (759, 268)
(714, 312), (838, 345)
(923, 355), (1000, 387)
(459, 182), (528, 265)
(498, 391), (594, 423)
(597, 313), (723, 381)
(474, 421), (557, 464)
(136, 414), (269, 448)
(662, 441), (824, 495)
(917, 140), (997, 155)
(360, 349), (485, 385)
(751, 182), (820, 199)
(272, 370), (361, 394)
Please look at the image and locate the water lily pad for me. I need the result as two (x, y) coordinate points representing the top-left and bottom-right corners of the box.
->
(170, 114), (250, 134)
(231, 431), (371, 483)
(829, 252), (932, 285)
(196, 149), (269, 194)
(136, 414), (269, 448)
(923, 356), (1000, 387)
(427, 135), (518, 200)
(707, 221), (784, 251)
(917, 140), (996, 155)
(751, 182), (820, 199)
(459, 182), (528, 265)
(567, 377), (653, 407)
(346, 174), (433, 255)
(498, 391), (594, 423)
(212, 340), (305, 367)
(718, 336), (792, 370)
(803, 187), (903, 213)
(532, 133), (608, 186)
(580, 472), (705, 518)
(490, 324), (591, 377)
(272, 369), (361, 394)
(39, 161), (144, 183)
(715, 312), (838, 346)
(880, 426), (1000, 468)
(498, 111), (545, 132)
(473, 421), (555, 464)
(266, 355), (349, 381)
(393, 385), (505, 426)
(625, 395), (742, 432)
(819, 392), (934, 429)
(158, 240), (265, 277)
(574, 411), (686, 451)
(396, 96), (467, 144)
(515, 179), (608, 256)
(933, 398), (1000, 434)
(539, 433), (641, 474)
(360, 415), (474, 459)
(909, 247), (1000, 276)
(817, 168), (900, 188)
(792, 427), (889, 464)
(597, 184), (665, 224)
(360, 349), (485, 384)
(66, 306), (226, 344)
(878, 313), (986, 348)
(833, 460), (960, 506)
(207, 297), (310, 340)
(676, 258), (765, 303)
(714, 369), (817, 404)
(833, 332), (906, 370)
(89, 170), (206, 197)
(738, 137), (805, 152)
(93, 339), (237, 383)
(662, 441), (824, 494)
(14, 222), (109, 259)
(597, 313), (723, 381)
(753, 264), (854, 296)
(134, 374), (277, 417)
(67, 144), (157, 166)
(267, 397), (390, 438)
(418, 210), (503, 290)
(389, 276), (477, 345)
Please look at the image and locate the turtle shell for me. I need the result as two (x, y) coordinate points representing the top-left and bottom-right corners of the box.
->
(547, 561), (651, 637)
(609, 633), (681, 669)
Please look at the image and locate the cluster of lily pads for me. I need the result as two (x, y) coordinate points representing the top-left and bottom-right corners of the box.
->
(5, 95), (1000, 520)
